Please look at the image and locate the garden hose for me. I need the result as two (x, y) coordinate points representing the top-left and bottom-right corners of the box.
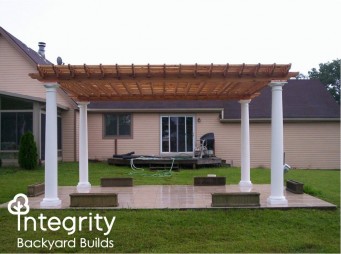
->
(128, 156), (175, 177)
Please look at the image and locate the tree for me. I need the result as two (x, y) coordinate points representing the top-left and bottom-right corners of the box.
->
(308, 59), (340, 104)
(295, 73), (308, 79)
(18, 132), (38, 170)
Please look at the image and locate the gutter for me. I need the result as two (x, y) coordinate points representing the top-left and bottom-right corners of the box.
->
(86, 106), (339, 123)
(220, 118), (340, 123)
(87, 108), (223, 113)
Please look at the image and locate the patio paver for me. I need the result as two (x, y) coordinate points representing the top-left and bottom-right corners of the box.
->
(1, 184), (336, 210)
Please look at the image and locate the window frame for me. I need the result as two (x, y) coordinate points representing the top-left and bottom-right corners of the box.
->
(103, 113), (133, 139)
(160, 115), (195, 154)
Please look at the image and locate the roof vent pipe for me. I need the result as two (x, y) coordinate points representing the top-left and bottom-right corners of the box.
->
(38, 42), (46, 58)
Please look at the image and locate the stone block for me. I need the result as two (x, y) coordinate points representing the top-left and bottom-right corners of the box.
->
(101, 177), (133, 187)
(212, 192), (260, 207)
(286, 179), (304, 194)
(194, 176), (226, 186)
(70, 193), (118, 207)
(27, 183), (45, 197)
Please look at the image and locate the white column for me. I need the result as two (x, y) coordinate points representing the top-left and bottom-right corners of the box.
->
(40, 83), (61, 208)
(267, 81), (288, 205)
(77, 102), (91, 193)
(239, 99), (252, 188)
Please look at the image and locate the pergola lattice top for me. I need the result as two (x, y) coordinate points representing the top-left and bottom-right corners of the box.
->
(30, 63), (298, 101)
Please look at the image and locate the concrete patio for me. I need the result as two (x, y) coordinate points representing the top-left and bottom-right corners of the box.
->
(2, 184), (336, 210)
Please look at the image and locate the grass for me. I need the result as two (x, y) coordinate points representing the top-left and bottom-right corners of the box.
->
(0, 162), (339, 253)
(0, 209), (339, 253)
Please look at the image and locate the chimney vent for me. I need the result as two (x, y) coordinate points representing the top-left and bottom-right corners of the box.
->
(38, 42), (46, 58)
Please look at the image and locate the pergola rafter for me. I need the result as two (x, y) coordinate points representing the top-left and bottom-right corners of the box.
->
(30, 63), (298, 102)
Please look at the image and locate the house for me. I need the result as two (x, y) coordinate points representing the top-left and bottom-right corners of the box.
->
(0, 27), (77, 165)
(87, 79), (340, 169)
(1, 27), (339, 170)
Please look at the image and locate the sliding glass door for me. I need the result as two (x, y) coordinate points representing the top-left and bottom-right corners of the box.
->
(161, 116), (194, 153)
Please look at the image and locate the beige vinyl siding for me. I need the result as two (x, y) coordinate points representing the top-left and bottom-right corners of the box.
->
(236, 122), (339, 169)
(284, 122), (340, 169)
(87, 112), (243, 166)
(88, 113), (159, 160)
(250, 123), (271, 168)
(196, 113), (241, 166)
(249, 122), (339, 169)
(119, 113), (159, 155)
(0, 35), (72, 107)
(189, 113), (340, 169)
(196, 114), (270, 167)
(88, 111), (339, 169)
(88, 113), (113, 160)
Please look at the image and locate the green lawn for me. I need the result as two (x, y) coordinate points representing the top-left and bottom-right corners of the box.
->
(0, 162), (339, 253)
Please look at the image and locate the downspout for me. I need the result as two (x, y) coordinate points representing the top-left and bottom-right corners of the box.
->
(114, 139), (118, 156)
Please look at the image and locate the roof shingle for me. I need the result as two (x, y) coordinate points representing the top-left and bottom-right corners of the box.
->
(89, 79), (340, 119)
(0, 26), (52, 65)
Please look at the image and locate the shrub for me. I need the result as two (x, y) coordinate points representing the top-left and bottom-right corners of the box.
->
(18, 132), (38, 170)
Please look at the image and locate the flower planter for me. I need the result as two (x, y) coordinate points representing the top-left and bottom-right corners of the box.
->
(101, 177), (133, 187)
(211, 192), (260, 207)
(194, 176), (226, 186)
(27, 182), (45, 197)
(70, 193), (118, 207)
(286, 179), (304, 194)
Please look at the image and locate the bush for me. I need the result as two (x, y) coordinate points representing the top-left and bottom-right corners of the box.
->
(18, 132), (38, 170)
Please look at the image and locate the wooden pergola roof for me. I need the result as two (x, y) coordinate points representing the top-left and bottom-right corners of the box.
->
(30, 63), (298, 102)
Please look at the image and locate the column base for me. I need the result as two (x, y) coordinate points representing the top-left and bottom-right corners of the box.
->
(267, 196), (288, 206)
(40, 197), (61, 208)
(77, 182), (91, 193)
(239, 185), (253, 192)
(239, 180), (253, 188)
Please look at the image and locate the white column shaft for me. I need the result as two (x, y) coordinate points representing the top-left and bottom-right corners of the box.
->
(77, 102), (91, 192)
(267, 82), (288, 205)
(40, 84), (61, 208)
(239, 100), (252, 188)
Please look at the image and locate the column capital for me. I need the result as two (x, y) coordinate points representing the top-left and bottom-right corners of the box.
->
(44, 83), (59, 89)
(269, 81), (287, 88)
(77, 101), (90, 106)
(239, 99), (251, 104)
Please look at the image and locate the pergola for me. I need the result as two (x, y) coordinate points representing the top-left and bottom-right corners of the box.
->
(30, 63), (298, 208)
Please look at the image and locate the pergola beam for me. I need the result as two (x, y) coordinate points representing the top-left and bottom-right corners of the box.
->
(29, 74), (297, 84)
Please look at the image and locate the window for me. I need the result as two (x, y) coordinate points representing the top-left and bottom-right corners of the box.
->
(161, 116), (194, 153)
(104, 113), (132, 138)
(1, 112), (33, 150)
(0, 96), (34, 150)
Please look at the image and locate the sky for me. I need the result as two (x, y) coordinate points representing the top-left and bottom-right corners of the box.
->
(0, 0), (340, 75)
